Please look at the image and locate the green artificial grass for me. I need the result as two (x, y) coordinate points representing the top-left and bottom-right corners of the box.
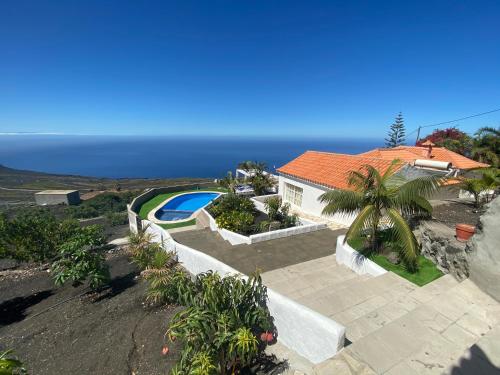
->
(370, 254), (443, 287)
(158, 219), (196, 230)
(347, 235), (443, 287)
(137, 188), (228, 229)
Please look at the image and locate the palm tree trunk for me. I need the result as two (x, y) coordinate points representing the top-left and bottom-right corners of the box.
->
(371, 210), (381, 252)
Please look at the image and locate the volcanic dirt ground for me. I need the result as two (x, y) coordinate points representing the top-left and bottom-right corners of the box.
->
(0, 249), (181, 375)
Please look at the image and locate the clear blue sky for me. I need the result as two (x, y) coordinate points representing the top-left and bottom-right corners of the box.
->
(1, 0), (499, 140)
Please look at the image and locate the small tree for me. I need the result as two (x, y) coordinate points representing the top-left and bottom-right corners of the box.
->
(218, 171), (239, 193)
(385, 112), (406, 148)
(417, 127), (472, 155)
(460, 169), (499, 207)
(320, 161), (440, 271)
(261, 196), (298, 232)
(238, 161), (275, 195)
(52, 225), (110, 290)
(472, 127), (500, 167)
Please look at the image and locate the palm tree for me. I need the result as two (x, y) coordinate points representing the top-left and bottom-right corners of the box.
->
(472, 127), (500, 167)
(218, 171), (239, 193)
(238, 161), (275, 195)
(461, 178), (486, 208)
(319, 161), (441, 271)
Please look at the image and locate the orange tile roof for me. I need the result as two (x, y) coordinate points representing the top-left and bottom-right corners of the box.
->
(359, 146), (489, 170)
(277, 151), (403, 190)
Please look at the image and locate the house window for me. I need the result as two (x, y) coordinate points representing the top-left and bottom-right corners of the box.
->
(284, 183), (303, 207)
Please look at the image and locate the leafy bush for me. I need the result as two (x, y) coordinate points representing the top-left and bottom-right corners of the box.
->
(0, 209), (81, 263)
(144, 260), (194, 306)
(66, 191), (136, 219)
(164, 272), (273, 375)
(128, 230), (162, 270)
(215, 210), (255, 234)
(208, 194), (256, 218)
(259, 197), (298, 232)
(52, 225), (110, 290)
(105, 211), (129, 226)
(0, 349), (26, 375)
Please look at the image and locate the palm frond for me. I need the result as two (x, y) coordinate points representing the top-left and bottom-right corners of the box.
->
(381, 159), (402, 183)
(395, 175), (441, 206)
(320, 189), (363, 216)
(386, 208), (419, 271)
(344, 205), (376, 243)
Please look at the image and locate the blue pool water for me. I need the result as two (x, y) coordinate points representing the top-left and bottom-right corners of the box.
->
(155, 192), (220, 221)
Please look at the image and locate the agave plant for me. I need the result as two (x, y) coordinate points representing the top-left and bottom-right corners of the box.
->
(320, 160), (440, 271)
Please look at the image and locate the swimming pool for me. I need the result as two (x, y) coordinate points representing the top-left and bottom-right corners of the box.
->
(154, 192), (221, 222)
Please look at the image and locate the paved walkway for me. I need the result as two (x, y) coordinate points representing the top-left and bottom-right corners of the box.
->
(262, 257), (500, 374)
(171, 228), (346, 275)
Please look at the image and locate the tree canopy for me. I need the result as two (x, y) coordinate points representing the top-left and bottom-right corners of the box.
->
(385, 113), (406, 148)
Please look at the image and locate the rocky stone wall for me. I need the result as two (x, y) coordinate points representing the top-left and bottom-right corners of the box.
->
(416, 221), (469, 280)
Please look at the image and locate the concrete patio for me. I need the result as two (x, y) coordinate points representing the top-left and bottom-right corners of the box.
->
(171, 227), (346, 275)
(262, 256), (500, 374)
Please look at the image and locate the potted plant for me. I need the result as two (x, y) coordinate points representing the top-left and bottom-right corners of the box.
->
(456, 224), (475, 242)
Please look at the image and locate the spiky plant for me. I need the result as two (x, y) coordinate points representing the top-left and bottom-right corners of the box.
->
(320, 160), (440, 271)
(166, 271), (272, 375)
(128, 227), (164, 270)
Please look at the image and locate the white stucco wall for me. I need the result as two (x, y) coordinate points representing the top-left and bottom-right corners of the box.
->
(279, 175), (356, 226)
(138, 217), (346, 364)
(336, 235), (387, 277)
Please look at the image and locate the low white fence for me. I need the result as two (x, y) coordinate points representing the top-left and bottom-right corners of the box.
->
(336, 235), (387, 277)
(201, 207), (327, 246)
(140, 219), (346, 364)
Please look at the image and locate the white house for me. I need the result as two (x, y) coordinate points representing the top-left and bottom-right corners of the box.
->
(276, 143), (489, 226)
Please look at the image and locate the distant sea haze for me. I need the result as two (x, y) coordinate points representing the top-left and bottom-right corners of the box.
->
(0, 135), (383, 179)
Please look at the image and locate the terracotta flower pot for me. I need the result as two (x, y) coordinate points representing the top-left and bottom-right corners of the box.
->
(456, 224), (475, 242)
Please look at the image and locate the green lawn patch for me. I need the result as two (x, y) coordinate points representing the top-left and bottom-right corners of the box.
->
(347, 236), (443, 287)
(369, 254), (443, 287)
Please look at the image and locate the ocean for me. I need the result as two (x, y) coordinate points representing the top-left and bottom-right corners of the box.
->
(0, 135), (382, 179)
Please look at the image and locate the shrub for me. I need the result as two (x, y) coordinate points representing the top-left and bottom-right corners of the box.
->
(66, 191), (137, 219)
(52, 225), (110, 290)
(208, 194), (256, 218)
(215, 210), (255, 234)
(165, 272), (273, 375)
(144, 262), (194, 306)
(105, 211), (129, 226)
(261, 198), (298, 232)
(0, 349), (27, 375)
(0, 209), (81, 263)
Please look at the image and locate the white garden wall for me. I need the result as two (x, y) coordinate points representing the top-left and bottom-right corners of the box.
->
(278, 175), (357, 226)
(138, 217), (346, 364)
(200, 207), (327, 245)
(336, 235), (387, 276)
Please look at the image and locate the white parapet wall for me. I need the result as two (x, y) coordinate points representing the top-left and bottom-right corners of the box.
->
(140, 218), (346, 364)
(200, 207), (327, 246)
(336, 235), (387, 277)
